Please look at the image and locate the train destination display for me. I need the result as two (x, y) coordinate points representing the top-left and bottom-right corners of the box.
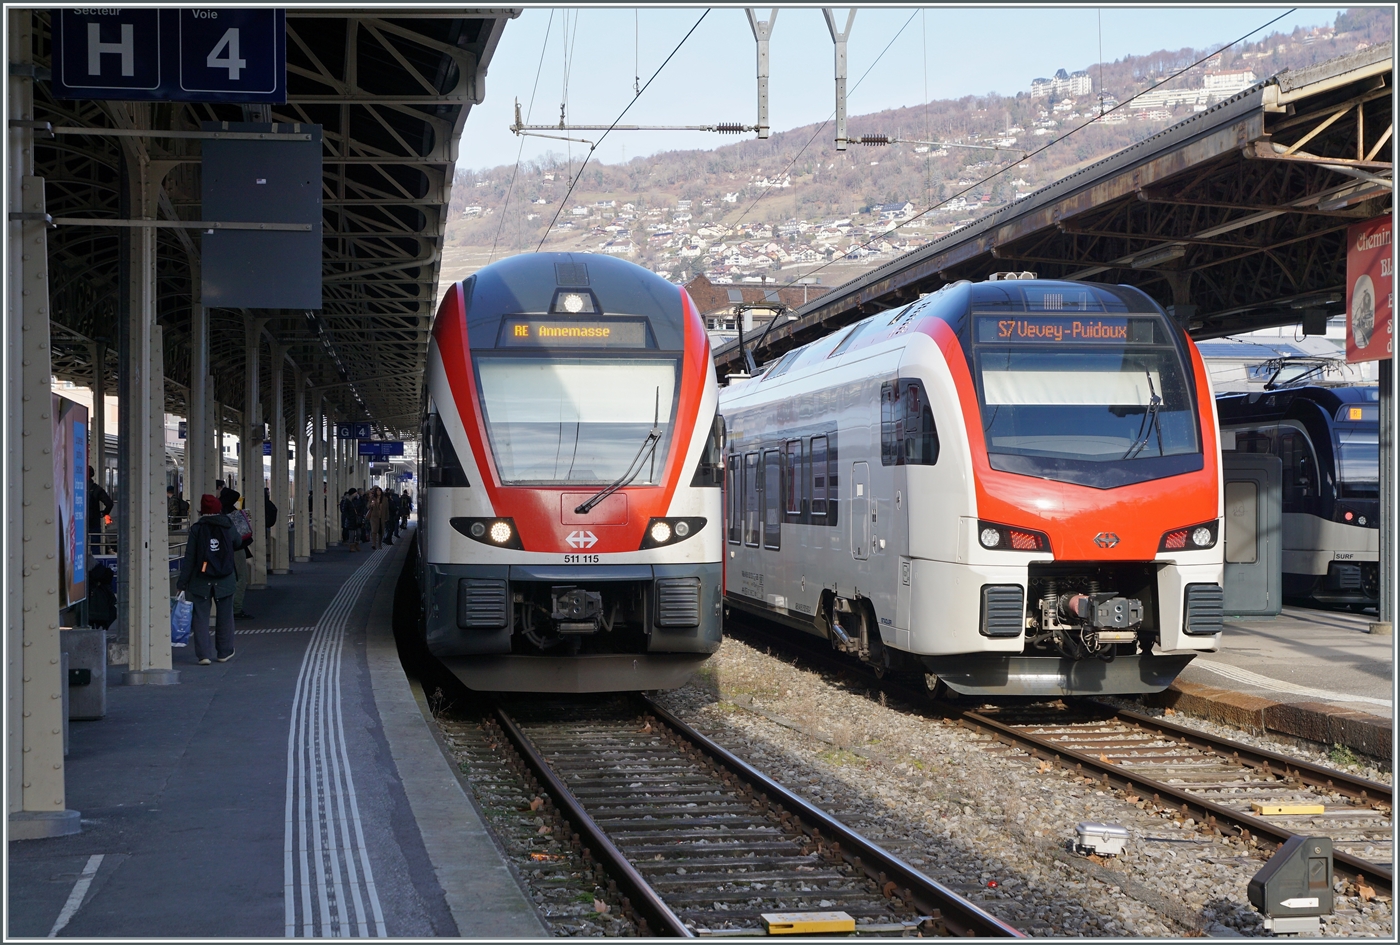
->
(977, 316), (1158, 344)
(500, 317), (650, 348)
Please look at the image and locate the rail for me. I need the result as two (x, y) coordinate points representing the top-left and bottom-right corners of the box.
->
(489, 697), (1022, 937)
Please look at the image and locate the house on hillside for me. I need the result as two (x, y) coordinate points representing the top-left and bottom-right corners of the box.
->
(874, 201), (914, 220)
(682, 273), (830, 346)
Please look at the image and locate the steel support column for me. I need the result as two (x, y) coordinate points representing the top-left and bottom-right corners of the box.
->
(311, 392), (326, 552)
(268, 345), (290, 574)
(1375, 357), (1393, 635)
(90, 341), (106, 502)
(7, 11), (79, 835)
(293, 375), (310, 562)
(187, 286), (208, 502)
(243, 318), (267, 589)
(119, 120), (177, 687)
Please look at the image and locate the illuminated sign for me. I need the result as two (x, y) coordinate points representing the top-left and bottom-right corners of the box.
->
(500, 318), (650, 348)
(977, 316), (1157, 344)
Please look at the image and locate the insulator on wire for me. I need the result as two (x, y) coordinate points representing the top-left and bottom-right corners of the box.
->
(858, 134), (890, 146)
(715, 123), (746, 134)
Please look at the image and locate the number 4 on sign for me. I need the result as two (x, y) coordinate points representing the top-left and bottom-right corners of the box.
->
(207, 28), (246, 80)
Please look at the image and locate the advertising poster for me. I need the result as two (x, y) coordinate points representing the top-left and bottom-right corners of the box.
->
(53, 394), (88, 607)
(1345, 215), (1392, 362)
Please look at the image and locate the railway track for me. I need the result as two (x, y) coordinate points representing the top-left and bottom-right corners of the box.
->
(728, 617), (1393, 896)
(483, 694), (1023, 938)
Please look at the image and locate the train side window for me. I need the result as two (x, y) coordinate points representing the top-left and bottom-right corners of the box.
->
(880, 381), (901, 466)
(1279, 429), (1318, 508)
(1235, 429), (1273, 454)
(726, 454), (741, 543)
(743, 452), (760, 546)
(423, 405), (471, 487)
(810, 436), (828, 518)
(762, 449), (782, 550)
(782, 440), (803, 518)
(826, 436), (839, 527)
(901, 381), (940, 465)
(691, 414), (725, 487)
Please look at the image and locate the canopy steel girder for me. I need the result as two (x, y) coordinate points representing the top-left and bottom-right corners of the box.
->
(713, 44), (1393, 376)
(31, 9), (517, 438)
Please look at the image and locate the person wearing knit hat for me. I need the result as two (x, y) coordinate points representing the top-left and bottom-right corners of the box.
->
(176, 494), (239, 664)
(220, 487), (254, 618)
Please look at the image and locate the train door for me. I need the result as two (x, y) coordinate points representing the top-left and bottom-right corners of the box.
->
(851, 462), (870, 560)
(1221, 452), (1283, 616)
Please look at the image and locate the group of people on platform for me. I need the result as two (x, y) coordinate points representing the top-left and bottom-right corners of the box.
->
(338, 485), (412, 552)
(163, 479), (413, 666)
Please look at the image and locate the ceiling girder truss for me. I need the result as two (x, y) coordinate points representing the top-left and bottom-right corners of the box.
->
(30, 10), (515, 438)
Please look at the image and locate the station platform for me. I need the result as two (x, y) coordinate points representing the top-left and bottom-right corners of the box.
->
(6, 531), (547, 939)
(1148, 606), (1393, 761)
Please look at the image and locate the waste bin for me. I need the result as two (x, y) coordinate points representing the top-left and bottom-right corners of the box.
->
(60, 627), (108, 720)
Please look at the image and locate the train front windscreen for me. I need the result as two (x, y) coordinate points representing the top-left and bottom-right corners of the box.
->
(970, 308), (1202, 488)
(474, 355), (680, 484)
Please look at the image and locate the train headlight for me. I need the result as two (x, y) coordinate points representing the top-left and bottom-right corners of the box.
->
(450, 517), (524, 550)
(978, 521), (1050, 552)
(550, 289), (598, 314)
(1159, 520), (1217, 552)
(640, 517), (706, 550)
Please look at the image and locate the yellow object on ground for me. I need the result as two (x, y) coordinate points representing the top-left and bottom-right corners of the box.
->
(761, 911), (857, 935)
(1251, 802), (1326, 815)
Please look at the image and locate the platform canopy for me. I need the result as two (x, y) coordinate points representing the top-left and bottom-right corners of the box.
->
(715, 44), (1393, 377)
(34, 8), (517, 437)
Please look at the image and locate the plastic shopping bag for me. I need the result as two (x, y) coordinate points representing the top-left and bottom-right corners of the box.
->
(171, 592), (193, 647)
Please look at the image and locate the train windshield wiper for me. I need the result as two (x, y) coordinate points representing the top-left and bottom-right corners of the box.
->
(575, 388), (662, 515)
(1122, 370), (1163, 460)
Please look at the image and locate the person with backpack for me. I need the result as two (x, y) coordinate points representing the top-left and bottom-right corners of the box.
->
(221, 486), (255, 618)
(340, 488), (362, 552)
(176, 495), (238, 665)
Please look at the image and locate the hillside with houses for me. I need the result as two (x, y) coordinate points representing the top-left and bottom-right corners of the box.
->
(441, 9), (1390, 294)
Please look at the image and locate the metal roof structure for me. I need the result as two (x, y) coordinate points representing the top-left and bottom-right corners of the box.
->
(33, 8), (517, 436)
(715, 44), (1393, 378)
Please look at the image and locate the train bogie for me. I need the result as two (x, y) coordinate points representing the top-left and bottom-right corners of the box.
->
(721, 277), (1226, 697)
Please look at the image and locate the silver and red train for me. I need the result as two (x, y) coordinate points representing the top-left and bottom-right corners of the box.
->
(718, 276), (1226, 697)
(418, 253), (724, 692)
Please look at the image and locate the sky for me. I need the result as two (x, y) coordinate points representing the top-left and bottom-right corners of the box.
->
(465, 5), (1346, 173)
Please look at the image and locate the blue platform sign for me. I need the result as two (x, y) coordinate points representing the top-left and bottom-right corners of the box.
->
(52, 9), (286, 103)
(358, 441), (406, 457)
(336, 422), (373, 440)
(262, 441), (272, 456)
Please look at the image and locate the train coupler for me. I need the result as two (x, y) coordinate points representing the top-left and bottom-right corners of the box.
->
(552, 586), (604, 634)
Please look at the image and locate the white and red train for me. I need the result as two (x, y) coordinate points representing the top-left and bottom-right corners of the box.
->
(418, 253), (724, 692)
(719, 276), (1226, 697)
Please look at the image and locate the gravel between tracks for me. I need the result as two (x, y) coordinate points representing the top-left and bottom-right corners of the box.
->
(651, 638), (1395, 938)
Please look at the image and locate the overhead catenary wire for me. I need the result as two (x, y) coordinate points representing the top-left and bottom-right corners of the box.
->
(783, 7), (1301, 291)
(537, 9), (710, 251)
(490, 8), (555, 263)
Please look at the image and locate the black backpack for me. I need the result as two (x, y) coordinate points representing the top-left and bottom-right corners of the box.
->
(192, 520), (235, 579)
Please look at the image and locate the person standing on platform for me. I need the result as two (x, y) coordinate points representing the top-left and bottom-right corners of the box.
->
(341, 488), (362, 552)
(355, 488), (371, 546)
(399, 489), (412, 529)
(175, 495), (237, 665)
(366, 486), (387, 550)
(384, 489), (399, 545)
(87, 465), (114, 552)
(221, 486), (255, 619)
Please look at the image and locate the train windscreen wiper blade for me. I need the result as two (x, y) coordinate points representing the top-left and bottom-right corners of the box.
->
(1122, 370), (1163, 460)
(575, 388), (662, 515)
